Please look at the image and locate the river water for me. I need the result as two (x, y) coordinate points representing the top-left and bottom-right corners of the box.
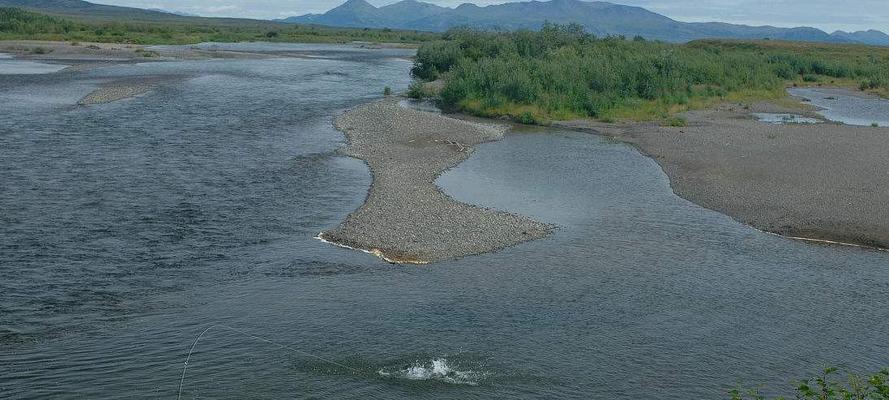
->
(0, 53), (68, 75)
(789, 87), (889, 127)
(1, 44), (887, 399)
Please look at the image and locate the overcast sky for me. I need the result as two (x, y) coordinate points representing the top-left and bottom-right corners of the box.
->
(92, 0), (889, 33)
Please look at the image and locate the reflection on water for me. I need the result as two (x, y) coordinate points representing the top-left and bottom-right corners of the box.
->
(1, 44), (887, 400)
(789, 87), (889, 126)
(752, 113), (820, 124)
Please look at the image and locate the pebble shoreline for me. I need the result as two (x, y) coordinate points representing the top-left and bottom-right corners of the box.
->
(320, 98), (554, 264)
(558, 101), (889, 250)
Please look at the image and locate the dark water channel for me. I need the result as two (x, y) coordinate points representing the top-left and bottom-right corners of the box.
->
(1, 44), (887, 399)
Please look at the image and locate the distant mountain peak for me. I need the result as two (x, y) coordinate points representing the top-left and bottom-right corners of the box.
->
(280, 0), (888, 46)
(340, 0), (373, 6)
(336, 0), (374, 9)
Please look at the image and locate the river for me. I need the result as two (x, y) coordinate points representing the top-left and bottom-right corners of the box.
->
(1, 43), (887, 399)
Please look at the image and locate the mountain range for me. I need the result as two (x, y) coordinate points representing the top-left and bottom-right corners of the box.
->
(2, 0), (886, 46)
(282, 0), (889, 46)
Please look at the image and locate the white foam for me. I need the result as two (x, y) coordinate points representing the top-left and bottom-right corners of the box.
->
(377, 358), (484, 385)
(314, 232), (429, 264)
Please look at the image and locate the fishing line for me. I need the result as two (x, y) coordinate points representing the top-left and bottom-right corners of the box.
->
(176, 324), (360, 400)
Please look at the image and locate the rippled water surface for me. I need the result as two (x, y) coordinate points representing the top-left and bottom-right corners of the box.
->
(1, 44), (888, 399)
(789, 87), (889, 126)
(0, 54), (68, 75)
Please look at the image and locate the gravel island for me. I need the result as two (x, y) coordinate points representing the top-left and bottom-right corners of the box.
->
(320, 99), (554, 264)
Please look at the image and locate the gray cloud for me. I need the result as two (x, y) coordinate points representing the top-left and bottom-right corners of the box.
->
(93, 0), (889, 32)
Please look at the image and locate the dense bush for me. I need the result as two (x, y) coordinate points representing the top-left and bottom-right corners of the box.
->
(414, 23), (889, 121)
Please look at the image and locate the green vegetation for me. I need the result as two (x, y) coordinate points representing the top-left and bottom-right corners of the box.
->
(731, 367), (889, 400)
(383, 86), (392, 96)
(134, 48), (158, 57)
(406, 80), (431, 99)
(30, 46), (51, 54)
(411, 23), (889, 123)
(0, 7), (440, 45)
(666, 116), (688, 127)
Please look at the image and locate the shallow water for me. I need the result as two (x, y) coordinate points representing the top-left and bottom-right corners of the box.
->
(752, 112), (820, 124)
(1, 44), (888, 399)
(0, 54), (68, 75)
(788, 87), (889, 126)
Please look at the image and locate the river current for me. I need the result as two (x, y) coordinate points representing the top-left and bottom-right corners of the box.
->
(1, 44), (887, 399)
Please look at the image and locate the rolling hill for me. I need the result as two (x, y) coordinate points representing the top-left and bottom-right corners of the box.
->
(0, 0), (180, 20)
(0, 0), (277, 27)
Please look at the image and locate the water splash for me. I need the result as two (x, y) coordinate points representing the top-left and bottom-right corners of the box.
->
(378, 358), (486, 385)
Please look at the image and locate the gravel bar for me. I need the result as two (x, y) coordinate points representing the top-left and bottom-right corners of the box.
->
(557, 101), (889, 250)
(78, 81), (153, 105)
(320, 98), (554, 264)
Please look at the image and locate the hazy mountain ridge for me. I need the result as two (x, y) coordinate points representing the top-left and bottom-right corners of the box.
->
(0, 0), (177, 20)
(830, 29), (889, 46)
(0, 0), (264, 24)
(282, 0), (889, 46)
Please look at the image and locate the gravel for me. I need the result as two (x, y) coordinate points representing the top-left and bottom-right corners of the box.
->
(320, 98), (554, 264)
(77, 76), (188, 105)
(78, 81), (155, 105)
(557, 101), (889, 249)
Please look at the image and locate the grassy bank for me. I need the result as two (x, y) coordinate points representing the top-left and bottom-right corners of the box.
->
(411, 23), (889, 123)
(0, 7), (440, 45)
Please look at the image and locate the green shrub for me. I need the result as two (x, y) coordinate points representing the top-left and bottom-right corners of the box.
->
(666, 116), (688, 127)
(406, 81), (427, 99)
(383, 86), (392, 96)
(730, 367), (889, 400)
(411, 40), (462, 80)
(860, 77), (887, 90)
(518, 111), (536, 124)
(412, 24), (889, 121)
